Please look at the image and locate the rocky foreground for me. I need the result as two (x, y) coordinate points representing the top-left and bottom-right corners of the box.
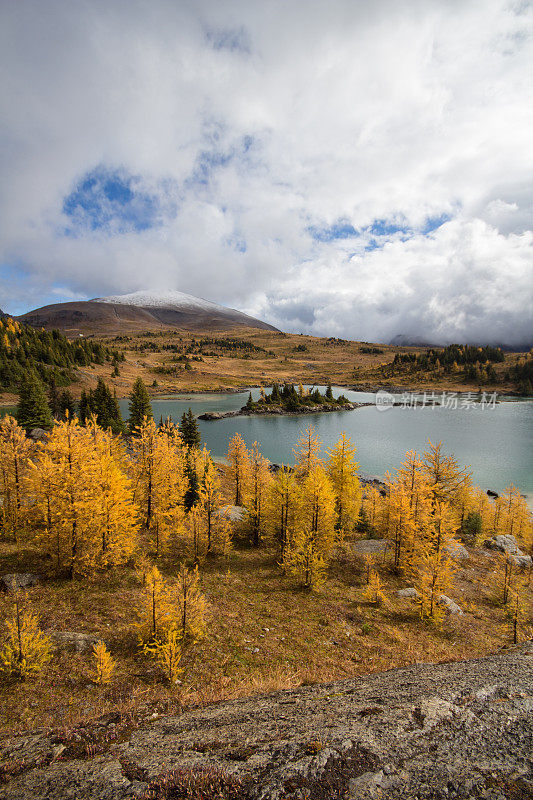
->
(1, 644), (532, 799)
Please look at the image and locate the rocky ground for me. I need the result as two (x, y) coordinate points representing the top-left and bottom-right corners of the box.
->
(0, 643), (532, 799)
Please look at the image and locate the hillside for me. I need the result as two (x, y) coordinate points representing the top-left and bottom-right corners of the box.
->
(16, 292), (278, 337)
(0, 643), (532, 799)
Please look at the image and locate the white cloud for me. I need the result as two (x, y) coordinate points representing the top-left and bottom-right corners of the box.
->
(0, 0), (532, 344)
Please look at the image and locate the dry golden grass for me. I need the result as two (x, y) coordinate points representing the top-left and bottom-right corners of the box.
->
(0, 528), (517, 737)
(4, 326), (517, 404)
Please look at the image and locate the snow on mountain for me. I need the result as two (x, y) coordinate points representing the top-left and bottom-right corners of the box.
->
(94, 290), (228, 312)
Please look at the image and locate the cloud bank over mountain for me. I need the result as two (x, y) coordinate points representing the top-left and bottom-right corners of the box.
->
(1, 0), (532, 345)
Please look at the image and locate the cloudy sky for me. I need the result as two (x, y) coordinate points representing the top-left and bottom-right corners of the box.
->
(1, 0), (532, 345)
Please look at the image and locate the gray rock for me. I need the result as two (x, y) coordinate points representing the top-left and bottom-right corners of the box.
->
(483, 534), (521, 555)
(509, 553), (532, 568)
(437, 595), (464, 615)
(0, 573), (41, 592)
(28, 428), (49, 442)
(47, 631), (102, 653)
(397, 587), (419, 598)
(216, 505), (247, 523)
(483, 535), (531, 567)
(353, 539), (390, 556)
(1, 644), (533, 799)
(445, 540), (469, 560)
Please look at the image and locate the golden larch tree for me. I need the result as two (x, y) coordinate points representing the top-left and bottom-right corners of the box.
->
(0, 596), (52, 679)
(29, 417), (98, 577)
(326, 433), (362, 535)
(131, 418), (187, 556)
(137, 565), (177, 643)
(0, 415), (32, 539)
(227, 433), (250, 506)
(283, 465), (336, 589)
(266, 466), (300, 557)
(87, 419), (139, 567)
(293, 425), (322, 477)
(421, 440), (472, 508)
(246, 441), (272, 547)
(175, 563), (207, 644)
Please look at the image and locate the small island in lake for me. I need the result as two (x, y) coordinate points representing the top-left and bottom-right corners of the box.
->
(243, 382), (356, 414)
(199, 383), (373, 419)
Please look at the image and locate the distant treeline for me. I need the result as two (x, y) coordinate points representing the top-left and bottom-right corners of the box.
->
(0, 317), (122, 392)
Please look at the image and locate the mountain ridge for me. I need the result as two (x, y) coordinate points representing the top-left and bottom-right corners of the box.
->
(16, 292), (279, 336)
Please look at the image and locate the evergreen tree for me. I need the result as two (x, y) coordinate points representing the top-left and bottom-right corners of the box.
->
(16, 371), (53, 431)
(179, 408), (201, 448)
(128, 378), (153, 433)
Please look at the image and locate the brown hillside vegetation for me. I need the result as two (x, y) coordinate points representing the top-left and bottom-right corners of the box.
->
(13, 327), (529, 402)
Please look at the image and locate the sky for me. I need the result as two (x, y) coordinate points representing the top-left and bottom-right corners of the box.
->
(1, 0), (532, 346)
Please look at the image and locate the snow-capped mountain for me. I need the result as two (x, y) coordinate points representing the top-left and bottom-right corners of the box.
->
(18, 291), (278, 336)
(95, 290), (233, 314)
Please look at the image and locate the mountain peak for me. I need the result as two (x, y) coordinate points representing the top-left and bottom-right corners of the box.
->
(94, 290), (225, 313)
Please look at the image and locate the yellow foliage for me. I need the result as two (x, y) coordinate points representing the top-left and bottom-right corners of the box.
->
(138, 565), (176, 643)
(281, 526), (328, 590)
(131, 418), (187, 556)
(505, 581), (531, 645)
(226, 433), (249, 506)
(92, 641), (116, 685)
(0, 415), (32, 538)
(175, 563), (207, 644)
(326, 433), (362, 534)
(364, 570), (387, 606)
(421, 440), (472, 507)
(245, 442), (272, 547)
(0, 598), (51, 679)
(197, 455), (231, 555)
(293, 425), (322, 477)
(28, 417), (138, 576)
(144, 626), (183, 683)
(265, 467), (300, 556)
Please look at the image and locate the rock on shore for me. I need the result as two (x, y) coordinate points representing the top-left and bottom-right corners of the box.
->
(1, 644), (532, 799)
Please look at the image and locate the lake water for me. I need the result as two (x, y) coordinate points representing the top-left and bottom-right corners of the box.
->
(118, 388), (533, 500)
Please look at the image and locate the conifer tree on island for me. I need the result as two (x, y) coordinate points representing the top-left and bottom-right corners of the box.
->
(128, 377), (153, 433)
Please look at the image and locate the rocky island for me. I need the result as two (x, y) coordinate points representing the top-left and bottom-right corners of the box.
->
(198, 383), (373, 420)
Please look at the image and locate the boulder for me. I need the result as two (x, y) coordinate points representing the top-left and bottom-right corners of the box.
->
(445, 541), (469, 560)
(216, 505), (247, 523)
(29, 428), (49, 442)
(0, 573), (41, 592)
(437, 595), (464, 615)
(48, 631), (102, 653)
(509, 553), (532, 568)
(483, 534), (521, 555)
(397, 587), (419, 599)
(483, 535), (531, 567)
(353, 539), (390, 556)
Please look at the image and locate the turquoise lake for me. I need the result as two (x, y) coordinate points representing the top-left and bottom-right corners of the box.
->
(118, 388), (533, 501)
